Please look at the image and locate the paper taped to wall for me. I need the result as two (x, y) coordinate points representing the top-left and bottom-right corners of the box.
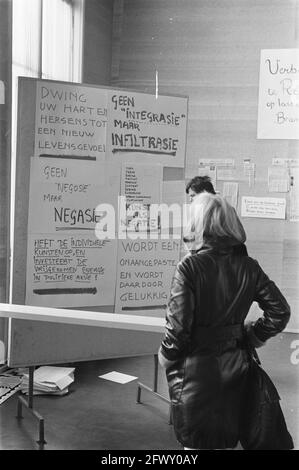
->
(241, 196), (286, 219)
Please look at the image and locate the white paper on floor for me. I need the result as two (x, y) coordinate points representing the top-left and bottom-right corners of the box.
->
(98, 371), (138, 384)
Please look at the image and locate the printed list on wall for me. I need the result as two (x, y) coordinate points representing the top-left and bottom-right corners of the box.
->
(25, 158), (119, 308)
(34, 80), (107, 160)
(120, 163), (162, 235)
(106, 90), (188, 167)
(257, 49), (299, 139)
(115, 162), (180, 315)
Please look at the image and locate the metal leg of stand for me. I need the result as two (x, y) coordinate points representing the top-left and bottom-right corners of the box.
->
(16, 366), (47, 448)
(28, 365), (34, 409)
(137, 354), (159, 403)
(153, 354), (158, 392)
(136, 354), (172, 424)
(136, 384), (142, 404)
(168, 403), (173, 425)
(16, 395), (23, 419)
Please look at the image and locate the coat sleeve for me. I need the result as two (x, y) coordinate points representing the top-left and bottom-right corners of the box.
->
(247, 261), (291, 346)
(159, 258), (196, 365)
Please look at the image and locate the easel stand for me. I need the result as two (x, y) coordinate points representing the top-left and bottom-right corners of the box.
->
(16, 366), (46, 449)
(136, 354), (172, 424)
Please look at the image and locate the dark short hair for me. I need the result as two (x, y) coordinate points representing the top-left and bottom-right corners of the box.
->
(186, 175), (216, 195)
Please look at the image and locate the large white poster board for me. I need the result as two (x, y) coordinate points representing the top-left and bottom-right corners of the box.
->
(257, 49), (299, 139)
(34, 80), (107, 160)
(25, 158), (119, 307)
(106, 90), (188, 167)
(21, 78), (188, 311)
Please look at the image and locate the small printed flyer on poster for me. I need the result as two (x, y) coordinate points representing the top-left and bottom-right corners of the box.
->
(120, 162), (162, 236)
(116, 162), (181, 315)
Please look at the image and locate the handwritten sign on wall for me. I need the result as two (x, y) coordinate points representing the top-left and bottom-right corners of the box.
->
(106, 90), (188, 167)
(26, 234), (117, 308)
(27, 158), (106, 232)
(115, 239), (181, 315)
(257, 49), (299, 139)
(25, 158), (119, 307)
(34, 81), (107, 160)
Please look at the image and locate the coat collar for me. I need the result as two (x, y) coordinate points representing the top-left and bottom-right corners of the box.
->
(194, 243), (248, 256)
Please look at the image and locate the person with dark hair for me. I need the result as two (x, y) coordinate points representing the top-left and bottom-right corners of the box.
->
(185, 175), (216, 202)
(183, 176), (217, 253)
(159, 193), (292, 450)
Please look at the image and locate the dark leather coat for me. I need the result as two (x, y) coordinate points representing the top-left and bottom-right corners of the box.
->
(159, 244), (291, 449)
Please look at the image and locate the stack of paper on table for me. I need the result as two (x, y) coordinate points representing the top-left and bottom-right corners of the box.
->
(20, 366), (75, 396)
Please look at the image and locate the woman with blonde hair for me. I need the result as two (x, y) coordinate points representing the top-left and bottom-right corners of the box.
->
(159, 193), (291, 450)
(183, 192), (247, 255)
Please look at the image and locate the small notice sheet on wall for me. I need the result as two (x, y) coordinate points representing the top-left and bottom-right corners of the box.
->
(272, 158), (299, 168)
(268, 166), (290, 192)
(290, 168), (299, 221)
(241, 196), (286, 219)
(198, 165), (217, 189)
(243, 159), (256, 187)
(257, 49), (299, 139)
(222, 182), (239, 209)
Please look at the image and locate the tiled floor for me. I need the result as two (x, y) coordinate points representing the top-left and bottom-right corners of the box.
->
(0, 332), (298, 450)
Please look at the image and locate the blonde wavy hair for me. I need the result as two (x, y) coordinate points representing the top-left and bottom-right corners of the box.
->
(184, 192), (246, 251)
